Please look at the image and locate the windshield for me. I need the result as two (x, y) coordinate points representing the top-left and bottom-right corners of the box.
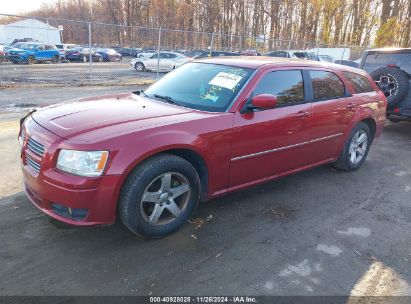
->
(20, 44), (40, 50)
(145, 62), (254, 112)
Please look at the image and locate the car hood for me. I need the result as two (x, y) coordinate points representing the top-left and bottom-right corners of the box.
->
(8, 48), (27, 54)
(31, 93), (198, 140)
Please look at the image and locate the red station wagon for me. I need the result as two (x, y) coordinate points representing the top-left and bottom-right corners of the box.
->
(19, 57), (387, 238)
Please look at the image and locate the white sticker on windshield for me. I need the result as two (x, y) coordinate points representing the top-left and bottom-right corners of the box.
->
(208, 72), (243, 90)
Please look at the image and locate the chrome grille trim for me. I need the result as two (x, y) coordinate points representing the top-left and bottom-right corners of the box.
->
(26, 156), (41, 173)
(27, 137), (44, 156)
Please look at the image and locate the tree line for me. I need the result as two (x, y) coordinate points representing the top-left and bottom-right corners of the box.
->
(2, 0), (410, 49)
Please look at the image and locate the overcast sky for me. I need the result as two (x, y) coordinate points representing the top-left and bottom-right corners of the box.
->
(2, 0), (57, 15)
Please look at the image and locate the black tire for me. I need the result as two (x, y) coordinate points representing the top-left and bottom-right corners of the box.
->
(370, 67), (409, 108)
(119, 154), (201, 238)
(388, 117), (401, 123)
(27, 56), (36, 65)
(134, 62), (145, 72)
(333, 122), (372, 171)
(51, 55), (59, 64)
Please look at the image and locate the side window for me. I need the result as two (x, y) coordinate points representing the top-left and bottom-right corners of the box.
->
(45, 45), (53, 50)
(159, 53), (168, 59)
(253, 70), (305, 106)
(309, 71), (345, 100)
(343, 71), (374, 93)
(151, 54), (158, 59)
(168, 53), (177, 59)
(37, 45), (45, 51)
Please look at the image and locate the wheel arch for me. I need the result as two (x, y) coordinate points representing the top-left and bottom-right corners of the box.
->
(119, 146), (209, 204)
(360, 117), (377, 141)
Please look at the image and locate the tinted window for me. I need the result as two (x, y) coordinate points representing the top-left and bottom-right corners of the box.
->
(266, 51), (289, 58)
(253, 70), (305, 106)
(310, 71), (345, 100)
(363, 52), (411, 75)
(168, 53), (177, 59)
(343, 71), (374, 93)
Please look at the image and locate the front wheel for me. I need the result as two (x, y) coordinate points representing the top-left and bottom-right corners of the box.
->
(119, 154), (201, 238)
(27, 56), (36, 64)
(333, 122), (372, 171)
(134, 62), (145, 72)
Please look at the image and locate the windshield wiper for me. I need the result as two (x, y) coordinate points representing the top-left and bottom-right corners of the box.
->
(154, 94), (182, 106)
(133, 89), (148, 97)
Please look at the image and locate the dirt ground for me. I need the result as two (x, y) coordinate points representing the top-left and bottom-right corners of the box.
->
(0, 86), (410, 296)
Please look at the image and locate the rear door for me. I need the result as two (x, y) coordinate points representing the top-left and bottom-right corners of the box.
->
(35, 45), (46, 60)
(229, 69), (313, 187)
(307, 69), (356, 162)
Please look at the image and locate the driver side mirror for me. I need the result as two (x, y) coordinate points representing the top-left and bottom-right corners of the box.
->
(241, 94), (278, 114)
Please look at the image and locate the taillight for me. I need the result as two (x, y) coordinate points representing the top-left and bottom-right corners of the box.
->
(394, 108), (400, 113)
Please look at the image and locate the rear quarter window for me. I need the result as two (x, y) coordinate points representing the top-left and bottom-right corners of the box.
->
(343, 71), (374, 93)
(310, 71), (345, 100)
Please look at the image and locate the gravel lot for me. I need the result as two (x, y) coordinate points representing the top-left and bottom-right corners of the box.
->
(0, 85), (410, 296)
(0, 61), (157, 87)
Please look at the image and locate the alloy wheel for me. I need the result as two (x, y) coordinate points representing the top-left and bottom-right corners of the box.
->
(349, 130), (368, 165)
(375, 75), (397, 98)
(140, 172), (191, 225)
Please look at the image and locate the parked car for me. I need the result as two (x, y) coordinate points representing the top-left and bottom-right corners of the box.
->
(137, 51), (157, 58)
(95, 48), (122, 62)
(360, 48), (411, 122)
(193, 51), (240, 59)
(308, 53), (335, 63)
(55, 44), (77, 60)
(65, 47), (103, 62)
(240, 50), (261, 56)
(114, 47), (139, 57)
(334, 59), (359, 68)
(0, 45), (5, 62)
(19, 57), (386, 238)
(264, 50), (309, 59)
(130, 52), (188, 72)
(7, 43), (60, 64)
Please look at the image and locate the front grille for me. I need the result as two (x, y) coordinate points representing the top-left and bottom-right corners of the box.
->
(27, 137), (44, 156)
(26, 155), (41, 173)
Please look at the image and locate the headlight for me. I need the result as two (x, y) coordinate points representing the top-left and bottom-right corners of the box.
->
(56, 150), (109, 177)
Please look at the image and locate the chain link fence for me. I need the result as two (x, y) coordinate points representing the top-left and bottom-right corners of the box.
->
(0, 14), (369, 88)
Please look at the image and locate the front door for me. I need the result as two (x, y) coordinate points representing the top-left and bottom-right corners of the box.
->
(229, 69), (313, 188)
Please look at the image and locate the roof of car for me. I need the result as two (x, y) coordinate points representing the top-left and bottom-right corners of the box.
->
(193, 56), (361, 72)
(365, 47), (411, 53)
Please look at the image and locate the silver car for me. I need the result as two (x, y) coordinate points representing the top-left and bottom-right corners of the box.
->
(130, 52), (189, 72)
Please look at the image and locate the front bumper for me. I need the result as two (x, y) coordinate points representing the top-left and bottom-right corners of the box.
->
(21, 117), (122, 226)
(23, 168), (122, 226)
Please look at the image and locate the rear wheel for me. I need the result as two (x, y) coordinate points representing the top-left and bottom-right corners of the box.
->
(333, 122), (372, 171)
(51, 55), (59, 64)
(119, 154), (200, 238)
(134, 62), (145, 72)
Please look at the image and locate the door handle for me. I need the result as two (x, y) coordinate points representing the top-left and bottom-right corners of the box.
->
(296, 111), (310, 118)
(347, 103), (356, 110)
